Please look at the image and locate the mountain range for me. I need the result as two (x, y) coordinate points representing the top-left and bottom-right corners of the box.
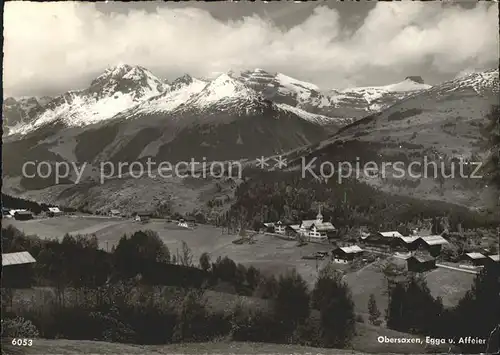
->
(2, 64), (498, 214)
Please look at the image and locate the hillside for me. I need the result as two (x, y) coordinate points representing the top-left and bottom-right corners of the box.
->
(2, 69), (332, 196)
(10, 337), (428, 355)
(284, 69), (500, 210)
(236, 68), (432, 121)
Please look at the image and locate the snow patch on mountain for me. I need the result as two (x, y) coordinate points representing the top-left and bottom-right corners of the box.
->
(335, 78), (432, 104)
(8, 65), (166, 135)
(182, 73), (260, 110)
(276, 103), (353, 126)
(133, 76), (208, 115)
(430, 69), (499, 95)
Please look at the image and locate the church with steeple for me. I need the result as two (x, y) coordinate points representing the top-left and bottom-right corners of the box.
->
(298, 204), (336, 241)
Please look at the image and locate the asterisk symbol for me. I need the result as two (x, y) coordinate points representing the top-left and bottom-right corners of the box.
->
(273, 155), (288, 169)
(256, 156), (270, 169)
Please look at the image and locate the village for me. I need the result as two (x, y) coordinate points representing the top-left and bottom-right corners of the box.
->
(4, 202), (498, 279)
(258, 206), (500, 274)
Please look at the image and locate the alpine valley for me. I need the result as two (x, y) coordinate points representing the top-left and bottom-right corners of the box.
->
(2, 65), (499, 216)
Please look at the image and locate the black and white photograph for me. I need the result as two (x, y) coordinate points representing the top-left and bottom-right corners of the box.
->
(2, 0), (499, 354)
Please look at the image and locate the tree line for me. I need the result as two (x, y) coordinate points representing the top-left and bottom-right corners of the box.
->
(1, 225), (357, 349)
(228, 170), (499, 232)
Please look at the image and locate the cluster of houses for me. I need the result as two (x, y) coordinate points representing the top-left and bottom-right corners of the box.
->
(360, 231), (450, 256)
(262, 209), (499, 273)
(262, 207), (337, 242)
(2, 206), (65, 220)
(2, 208), (34, 220)
(461, 252), (499, 266)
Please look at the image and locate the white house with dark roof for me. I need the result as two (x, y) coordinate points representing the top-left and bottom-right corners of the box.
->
(299, 206), (336, 241)
(48, 207), (63, 217)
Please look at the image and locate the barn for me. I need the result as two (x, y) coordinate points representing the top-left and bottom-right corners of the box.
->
(2, 251), (37, 288)
(462, 252), (488, 266)
(135, 212), (152, 223)
(393, 236), (420, 251)
(47, 207), (63, 217)
(14, 210), (33, 221)
(406, 254), (436, 272)
(331, 245), (364, 262)
(361, 231), (403, 246)
(416, 235), (449, 256)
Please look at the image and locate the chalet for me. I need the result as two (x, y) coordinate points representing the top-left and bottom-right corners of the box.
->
(275, 221), (286, 234)
(416, 235), (449, 256)
(462, 252), (488, 266)
(177, 218), (189, 228)
(332, 245), (364, 263)
(307, 222), (336, 241)
(135, 212), (152, 222)
(14, 210), (33, 221)
(393, 236), (420, 251)
(488, 254), (499, 263)
(47, 207), (63, 217)
(299, 207), (336, 242)
(109, 209), (121, 217)
(361, 231), (403, 246)
(487, 254), (500, 269)
(407, 254), (436, 272)
(2, 251), (36, 288)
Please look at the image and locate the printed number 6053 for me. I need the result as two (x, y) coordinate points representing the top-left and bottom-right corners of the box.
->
(11, 338), (33, 346)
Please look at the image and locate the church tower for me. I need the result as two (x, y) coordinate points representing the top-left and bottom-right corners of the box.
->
(316, 204), (323, 223)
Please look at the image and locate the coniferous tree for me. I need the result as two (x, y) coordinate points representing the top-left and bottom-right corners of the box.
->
(275, 269), (310, 339)
(368, 293), (382, 325)
(312, 267), (356, 348)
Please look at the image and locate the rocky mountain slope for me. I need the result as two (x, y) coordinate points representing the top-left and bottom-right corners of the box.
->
(2, 96), (52, 131)
(235, 68), (432, 121)
(6, 64), (167, 136)
(2, 68), (331, 195)
(283, 69), (500, 210)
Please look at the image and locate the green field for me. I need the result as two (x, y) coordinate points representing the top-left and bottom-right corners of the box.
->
(9, 325), (435, 355)
(5, 216), (336, 285)
(5, 216), (475, 303)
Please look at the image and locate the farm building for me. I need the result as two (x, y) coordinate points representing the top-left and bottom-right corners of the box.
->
(135, 212), (152, 222)
(332, 245), (364, 262)
(47, 207), (63, 217)
(416, 235), (449, 256)
(488, 254), (499, 263)
(2, 251), (36, 288)
(462, 252), (488, 266)
(406, 254), (436, 272)
(361, 231), (403, 246)
(285, 224), (301, 238)
(487, 254), (500, 269)
(178, 218), (189, 228)
(109, 209), (121, 217)
(392, 236), (420, 251)
(14, 210), (33, 221)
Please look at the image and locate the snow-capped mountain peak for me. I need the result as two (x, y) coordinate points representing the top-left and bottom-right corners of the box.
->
(128, 75), (208, 116)
(88, 64), (167, 99)
(184, 73), (259, 108)
(429, 68), (499, 95)
(7, 64), (169, 135)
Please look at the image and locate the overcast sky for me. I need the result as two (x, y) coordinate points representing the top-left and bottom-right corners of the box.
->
(3, 0), (499, 97)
